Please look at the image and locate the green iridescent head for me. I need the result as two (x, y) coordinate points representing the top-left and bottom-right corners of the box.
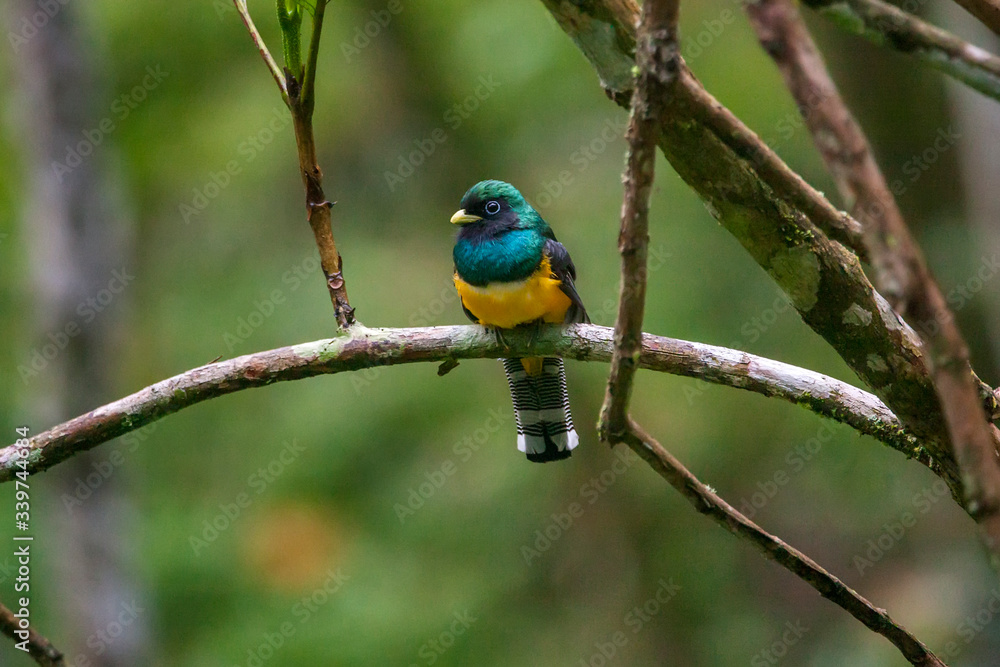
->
(450, 180), (545, 230)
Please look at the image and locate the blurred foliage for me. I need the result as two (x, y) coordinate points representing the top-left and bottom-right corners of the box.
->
(1, 0), (999, 665)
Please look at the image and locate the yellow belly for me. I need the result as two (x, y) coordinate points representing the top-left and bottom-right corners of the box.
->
(454, 257), (571, 329)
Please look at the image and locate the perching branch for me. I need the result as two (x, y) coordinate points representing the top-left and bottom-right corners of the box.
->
(619, 422), (947, 667)
(747, 0), (1000, 562)
(234, 0), (354, 328)
(0, 600), (65, 667)
(539, 0), (961, 495)
(0, 324), (930, 482)
(599, 0), (678, 440)
(801, 0), (1000, 104)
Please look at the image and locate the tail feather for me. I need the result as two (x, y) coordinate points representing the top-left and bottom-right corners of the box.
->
(502, 357), (579, 463)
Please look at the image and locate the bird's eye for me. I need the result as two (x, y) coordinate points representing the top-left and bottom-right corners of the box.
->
(485, 200), (501, 215)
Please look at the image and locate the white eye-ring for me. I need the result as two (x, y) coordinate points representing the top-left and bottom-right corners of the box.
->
(485, 200), (501, 215)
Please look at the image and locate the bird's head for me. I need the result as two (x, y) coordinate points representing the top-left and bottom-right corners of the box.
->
(450, 180), (543, 231)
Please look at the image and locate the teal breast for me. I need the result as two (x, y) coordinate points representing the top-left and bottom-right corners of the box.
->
(453, 228), (546, 286)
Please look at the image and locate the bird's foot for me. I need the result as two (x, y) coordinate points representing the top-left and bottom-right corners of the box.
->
(488, 325), (512, 353)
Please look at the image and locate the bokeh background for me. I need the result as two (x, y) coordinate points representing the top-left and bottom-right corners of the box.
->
(2, 0), (1000, 665)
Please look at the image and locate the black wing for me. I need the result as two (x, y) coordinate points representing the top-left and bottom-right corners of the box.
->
(544, 238), (589, 324)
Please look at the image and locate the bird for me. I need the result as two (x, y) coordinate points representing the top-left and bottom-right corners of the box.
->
(450, 180), (589, 462)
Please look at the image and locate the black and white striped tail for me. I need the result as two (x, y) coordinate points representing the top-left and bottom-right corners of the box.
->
(502, 357), (579, 463)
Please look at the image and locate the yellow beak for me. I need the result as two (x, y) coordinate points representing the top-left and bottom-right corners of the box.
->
(450, 209), (482, 225)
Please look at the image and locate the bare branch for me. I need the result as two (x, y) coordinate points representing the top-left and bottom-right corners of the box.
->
(745, 0), (912, 310)
(540, 0), (961, 494)
(747, 0), (1000, 561)
(233, 0), (288, 104)
(0, 325), (931, 483)
(950, 0), (1000, 38)
(802, 0), (1000, 103)
(0, 600), (65, 667)
(617, 421), (947, 667)
(600, 0), (679, 439)
(234, 0), (353, 328)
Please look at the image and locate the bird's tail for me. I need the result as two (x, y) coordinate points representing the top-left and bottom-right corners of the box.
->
(502, 357), (579, 462)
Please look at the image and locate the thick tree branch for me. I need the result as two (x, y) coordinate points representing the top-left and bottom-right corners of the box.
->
(598, 8), (945, 659)
(0, 600), (65, 667)
(235, 0), (354, 328)
(600, 0), (678, 439)
(747, 0), (1000, 561)
(618, 421), (947, 667)
(802, 0), (1000, 103)
(0, 325), (931, 482)
(540, 0), (960, 495)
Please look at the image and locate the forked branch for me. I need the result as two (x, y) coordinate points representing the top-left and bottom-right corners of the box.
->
(747, 0), (1000, 563)
(802, 0), (1000, 103)
(234, 0), (354, 327)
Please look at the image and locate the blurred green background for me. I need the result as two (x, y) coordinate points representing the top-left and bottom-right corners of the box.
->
(2, 0), (999, 665)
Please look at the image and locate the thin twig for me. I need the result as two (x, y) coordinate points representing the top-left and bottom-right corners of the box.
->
(747, 0), (1000, 563)
(286, 0), (352, 328)
(300, 0), (327, 115)
(617, 421), (947, 667)
(803, 0), (1000, 103)
(0, 600), (65, 667)
(0, 324), (930, 482)
(234, 0), (353, 327)
(600, 0), (679, 439)
(950, 0), (1000, 37)
(233, 0), (288, 104)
